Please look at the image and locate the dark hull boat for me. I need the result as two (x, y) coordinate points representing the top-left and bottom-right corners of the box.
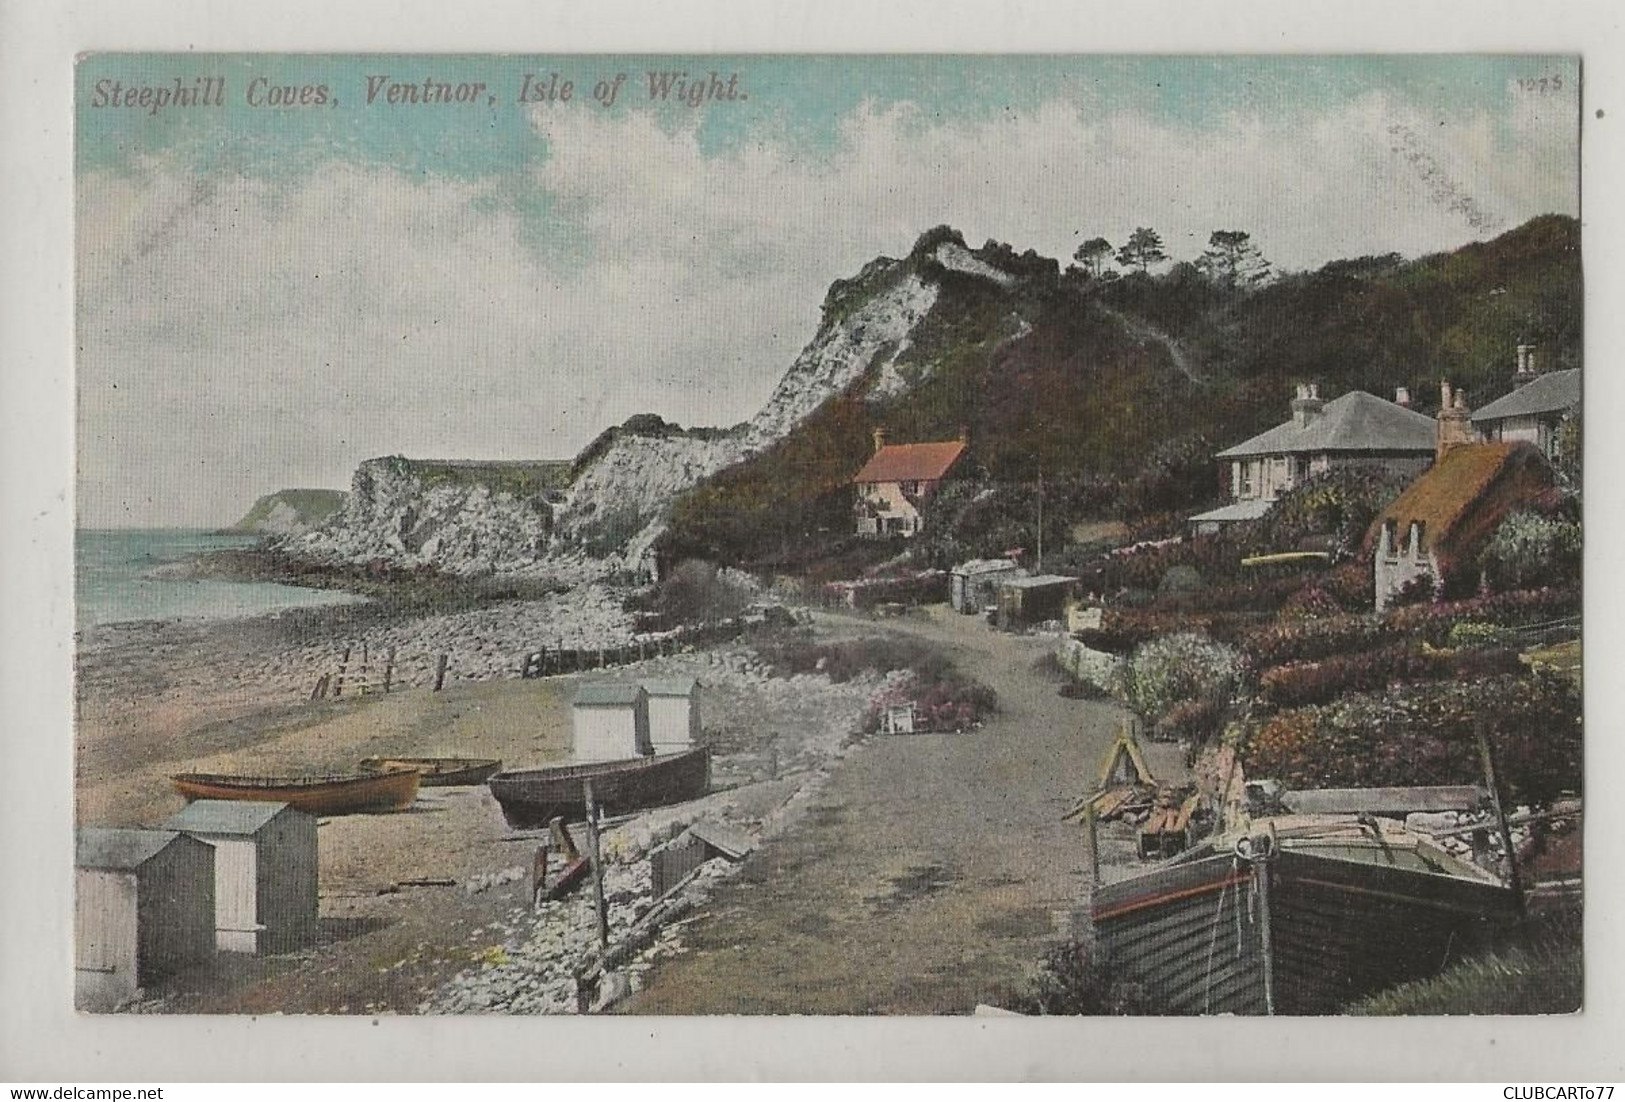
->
(171, 769), (421, 816)
(358, 756), (503, 787)
(1088, 817), (1519, 1015)
(487, 748), (711, 830)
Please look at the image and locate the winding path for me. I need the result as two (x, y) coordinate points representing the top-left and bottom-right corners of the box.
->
(623, 607), (1134, 1014)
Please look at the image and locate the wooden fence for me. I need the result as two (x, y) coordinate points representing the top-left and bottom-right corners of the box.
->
(312, 615), (760, 699)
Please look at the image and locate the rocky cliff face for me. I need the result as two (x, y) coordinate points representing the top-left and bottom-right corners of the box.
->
(281, 229), (1011, 576)
(277, 456), (553, 575)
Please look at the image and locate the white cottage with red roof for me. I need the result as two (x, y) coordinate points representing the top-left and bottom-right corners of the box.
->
(851, 429), (967, 537)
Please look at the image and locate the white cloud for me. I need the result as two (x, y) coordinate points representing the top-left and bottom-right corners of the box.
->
(77, 90), (1577, 526)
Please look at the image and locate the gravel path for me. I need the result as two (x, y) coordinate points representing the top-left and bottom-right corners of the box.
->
(622, 607), (1136, 1014)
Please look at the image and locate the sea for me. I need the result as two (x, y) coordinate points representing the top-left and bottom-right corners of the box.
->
(75, 529), (367, 631)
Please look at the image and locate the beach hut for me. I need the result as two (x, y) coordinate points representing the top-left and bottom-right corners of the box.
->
(75, 828), (215, 1011)
(162, 800), (319, 955)
(572, 682), (651, 762)
(643, 678), (702, 755)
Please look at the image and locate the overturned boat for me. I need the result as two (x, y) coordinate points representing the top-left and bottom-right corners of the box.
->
(1088, 816), (1519, 1014)
(171, 768), (422, 816)
(487, 748), (711, 830)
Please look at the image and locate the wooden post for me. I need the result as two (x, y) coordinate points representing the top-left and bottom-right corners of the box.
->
(582, 780), (610, 950)
(531, 845), (550, 910)
(383, 647), (396, 694)
(1083, 800), (1100, 891)
(433, 653), (449, 692)
(310, 673), (331, 701)
(334, 646), (351, 698)
(1255, 847), (1276, 1016)
(1476, 718), (1530, 929)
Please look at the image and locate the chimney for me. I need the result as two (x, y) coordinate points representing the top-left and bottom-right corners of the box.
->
(872, 428), (887, 454)
(1435, 379), (1475, 459)
(1512, 343), (1538, 388)
(1395, 386), (1412, 408)
(1290, 383), (1325, 428)
(958, 424), (970, 445)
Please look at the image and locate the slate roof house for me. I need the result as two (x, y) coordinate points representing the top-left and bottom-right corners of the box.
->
(1471, 346), (1580, 465)
(852, 429), (967, 538)
(1367, 442), (1556, 610)
(1190, 385), (1442, 534)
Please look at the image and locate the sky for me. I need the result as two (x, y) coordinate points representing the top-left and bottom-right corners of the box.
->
(75, 54), (1581, 528)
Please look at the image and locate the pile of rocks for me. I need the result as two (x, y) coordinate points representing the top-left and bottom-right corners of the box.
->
(419, 853), (736, 1014)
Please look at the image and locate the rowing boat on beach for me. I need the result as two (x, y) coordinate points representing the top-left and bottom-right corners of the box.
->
(487, 748), (711, 829)
(1089, 816), (1518, 1014)
(171, 768), (422, 815)
(357, 757), (503, 787)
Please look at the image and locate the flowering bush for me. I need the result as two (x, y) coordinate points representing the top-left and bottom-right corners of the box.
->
(1154, 697), (1226, 744)
(1278, 583), (1344, 621)
(1074, 609), (1270, 655)
(862, 673), (998, 734)
(1383, 587), (1579, 643)
(1117, 632), (1244, 731)
(1481, 511), (1583, 592)
(1257, 644), (1523, 708)
(1239, 672), (1581, 807)
(1237, 613), (1395, 669)
(1446, 620), (1518, 649)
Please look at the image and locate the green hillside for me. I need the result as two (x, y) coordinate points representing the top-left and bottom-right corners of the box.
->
(662, 216), (1581, 571)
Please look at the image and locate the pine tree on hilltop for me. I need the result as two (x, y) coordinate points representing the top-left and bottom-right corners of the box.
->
(1198, 229), (1272, 290)
(1117, 227), (1168, 274)
(1073, 236), (1115, 279)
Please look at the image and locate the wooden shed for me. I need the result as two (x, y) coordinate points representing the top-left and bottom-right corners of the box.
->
(950, 559), (1019, 613)
(994, 574), (1078, 631)
(75, 828), (215, 1011)
(643, 678), (702, 755)
(162, 800), (319, 955)
(572, 682), (651, 762)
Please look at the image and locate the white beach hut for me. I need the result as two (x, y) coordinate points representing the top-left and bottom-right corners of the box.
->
(643, 678), (702, 754)
(162, 800), (319, 954)
(75, 828), (215, 1011)
(572, 682), (651, 762)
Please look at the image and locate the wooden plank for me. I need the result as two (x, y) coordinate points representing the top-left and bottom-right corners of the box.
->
(1284, 785), (1487, 816)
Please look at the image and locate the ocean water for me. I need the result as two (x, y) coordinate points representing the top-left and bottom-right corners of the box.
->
(76, 529), (367, 630)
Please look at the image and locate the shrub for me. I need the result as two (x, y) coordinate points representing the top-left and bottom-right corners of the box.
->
(1319, 561), (1375, 611)
(1074, 609), (1270, 655)
(1154, 697), (1226, 743)
(1005, 940), (1159, 1016)
(1118, 633), (1244, 732)
(1237, 613), (1394, 669)
(1257, 644), (1523, 708)
(862, 673), (997, 733)
(756, 635), (950, 683)
(1447, 620), (1518, 649)
(1278, 584), (1343, 621)
(1239, 671), (1581, 806)
(1481, 511), (1583, 592)
(644, 559), (754, 623)
(1384, 588), (1580, 643)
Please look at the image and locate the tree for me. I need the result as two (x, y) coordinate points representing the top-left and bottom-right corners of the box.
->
(1073, 236), (1114, 279)
(1198, 229), (1272, 289)
(1116, 227), (1167, 273)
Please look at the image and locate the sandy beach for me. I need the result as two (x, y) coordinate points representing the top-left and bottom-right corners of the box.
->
(74, 582), (894, 1013)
